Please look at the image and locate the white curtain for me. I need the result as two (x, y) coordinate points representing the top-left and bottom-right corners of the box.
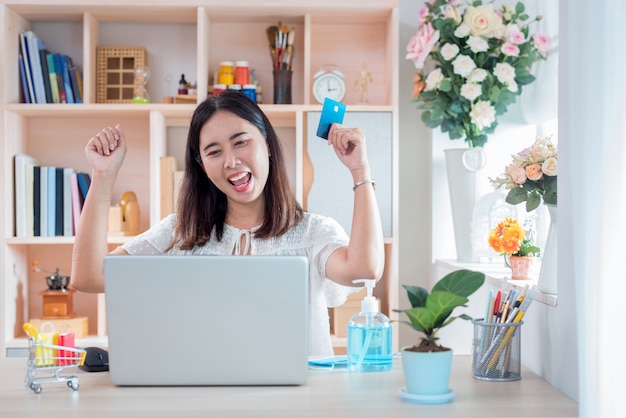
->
(563, 1), (626, 416)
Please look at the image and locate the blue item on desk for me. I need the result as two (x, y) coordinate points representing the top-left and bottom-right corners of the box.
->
(79, 347), (109, 372)
(308, 356), (347, 369)
(398, 387), (456, 404)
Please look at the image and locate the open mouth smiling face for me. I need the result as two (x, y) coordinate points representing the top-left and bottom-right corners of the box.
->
(198, 111), (270, 202)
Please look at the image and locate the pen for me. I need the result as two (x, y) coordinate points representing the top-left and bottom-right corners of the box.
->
(500, 300), (510, 324)
(492, 291), (501, 322)
(505, 306), (519, 323)
(507, 289), (517, 306)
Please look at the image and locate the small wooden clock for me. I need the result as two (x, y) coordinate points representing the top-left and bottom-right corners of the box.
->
(313, 64), (346, 104)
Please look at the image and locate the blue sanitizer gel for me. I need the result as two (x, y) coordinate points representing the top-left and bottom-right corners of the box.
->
(347, 279), (393, 372)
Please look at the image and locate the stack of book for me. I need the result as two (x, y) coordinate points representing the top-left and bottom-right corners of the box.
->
(18, 30), (83, 104)
(14, 154), (91, 238)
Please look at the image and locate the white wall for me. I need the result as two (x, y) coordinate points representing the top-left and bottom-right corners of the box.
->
(397, 0), (578, 402)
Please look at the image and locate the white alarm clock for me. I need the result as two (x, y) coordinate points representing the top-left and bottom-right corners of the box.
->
(313, 64), (346, 104)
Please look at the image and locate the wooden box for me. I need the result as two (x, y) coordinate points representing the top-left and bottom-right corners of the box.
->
(96, 46), (147, 103)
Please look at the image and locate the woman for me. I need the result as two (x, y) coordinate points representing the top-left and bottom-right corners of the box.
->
(72, 91), (384, 356)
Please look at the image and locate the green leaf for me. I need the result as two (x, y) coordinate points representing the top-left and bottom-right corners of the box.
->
(439, 79), (452, 92)
(432, 269), (485, 297)
(489, 85), (501, 102)
(526, 193), (541, 211)
(426, 291), (468, 327)
(476, 134), (489, 147)
(421, 110), (441, 129)
(516, 73), (536, 86)
(402, 284), (429, 308)
(404, 307), (435, 336)
(431, 107), (445, 121)
(544, 193), (557, 206)
(450, 127), (466, 140)
(506, 187), (527, 205)
(448, 100), (464, 115)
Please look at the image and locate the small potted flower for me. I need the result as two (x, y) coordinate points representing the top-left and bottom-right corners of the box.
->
(488, 218), (540, 280)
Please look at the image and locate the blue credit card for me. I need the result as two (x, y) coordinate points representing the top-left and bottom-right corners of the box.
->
(316, 98), (346, 139)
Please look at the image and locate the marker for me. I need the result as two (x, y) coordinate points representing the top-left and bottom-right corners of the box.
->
(492, 291), (501, 322)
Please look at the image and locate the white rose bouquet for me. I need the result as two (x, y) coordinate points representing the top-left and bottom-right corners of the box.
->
(406, 0), (549, 148)
(490, 135), (557, 211)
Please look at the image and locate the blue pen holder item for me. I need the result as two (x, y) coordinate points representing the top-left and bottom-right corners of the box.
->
(472, 319), (523, 381)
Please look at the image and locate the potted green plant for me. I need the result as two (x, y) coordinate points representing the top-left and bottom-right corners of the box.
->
(395, 269), (485, 404)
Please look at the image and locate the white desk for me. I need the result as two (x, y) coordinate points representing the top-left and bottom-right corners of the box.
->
(0, 356), (577, 417)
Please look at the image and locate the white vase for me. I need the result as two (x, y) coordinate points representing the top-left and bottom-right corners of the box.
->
(538, 204), (557, 294)
(444, 148), (487, 261)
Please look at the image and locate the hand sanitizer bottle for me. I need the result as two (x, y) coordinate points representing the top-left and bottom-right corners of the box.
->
(347, 279), (392, 372)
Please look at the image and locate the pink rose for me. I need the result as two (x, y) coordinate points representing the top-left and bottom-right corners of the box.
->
(505, 24), (526, 45)
(501, 43), (520, 57)
(505, 164), (527, 185)
(418, 5), (429, 23)
(533, 32), (550, 57)
(406, 23), (440, 70)
(525, 164), (543, 181)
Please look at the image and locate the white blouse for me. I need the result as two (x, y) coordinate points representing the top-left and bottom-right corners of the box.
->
(120, 212), (356, 357)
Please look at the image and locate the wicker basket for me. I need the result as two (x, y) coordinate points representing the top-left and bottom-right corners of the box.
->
(96, 46), (147, 104)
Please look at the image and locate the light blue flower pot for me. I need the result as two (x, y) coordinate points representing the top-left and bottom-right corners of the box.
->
(401, 348), (453, 396)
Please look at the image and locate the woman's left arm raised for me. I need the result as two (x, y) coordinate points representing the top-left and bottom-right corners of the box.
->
(324, 124), (385, 286)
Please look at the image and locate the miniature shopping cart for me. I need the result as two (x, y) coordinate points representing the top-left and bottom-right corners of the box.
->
(23, 322), (87, 394)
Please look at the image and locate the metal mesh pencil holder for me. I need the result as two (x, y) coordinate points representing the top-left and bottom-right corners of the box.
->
(472, 319), (523, 381)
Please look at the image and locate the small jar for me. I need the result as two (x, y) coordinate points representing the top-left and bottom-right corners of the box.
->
(218, 61), (234, 85)
(227, 84), (242, 92)
(234, 61), (250, 85)
(212, 84), (227, 96)
(242, 84), (257, 102)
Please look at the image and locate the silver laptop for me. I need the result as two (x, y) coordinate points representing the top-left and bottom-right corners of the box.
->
(103, 255), (309, 386)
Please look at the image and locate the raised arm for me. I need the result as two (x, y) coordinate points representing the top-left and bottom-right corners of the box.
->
(324, 124), (385, 286)
(71, 125), (128, 293)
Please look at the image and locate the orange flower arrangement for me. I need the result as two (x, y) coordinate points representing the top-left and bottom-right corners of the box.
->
(488, 218), (539, 257)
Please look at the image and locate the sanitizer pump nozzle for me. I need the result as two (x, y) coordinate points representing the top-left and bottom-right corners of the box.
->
(346, 279), (393, 372)
(353, 279), (378, 314)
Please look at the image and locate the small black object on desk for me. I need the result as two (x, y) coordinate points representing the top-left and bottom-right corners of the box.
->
(79, 347), (110, 372)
